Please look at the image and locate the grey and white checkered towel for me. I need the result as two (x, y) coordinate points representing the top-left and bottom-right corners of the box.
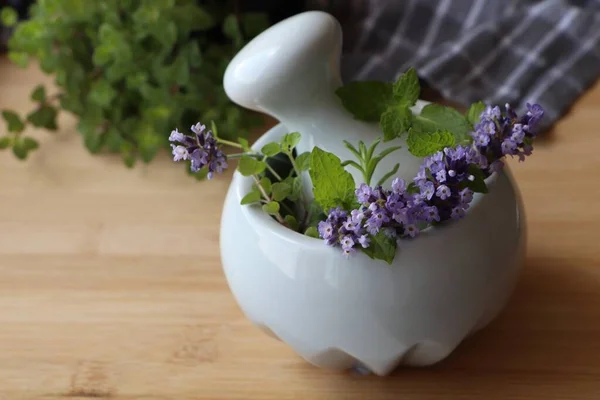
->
(307, 0), (600, 131)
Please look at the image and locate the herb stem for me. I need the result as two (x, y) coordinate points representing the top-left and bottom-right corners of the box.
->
(264, 162), (283, 181)
(287, 153), (301, 178)
(253, 175), (285, 224)
(217, 138), (244, 149)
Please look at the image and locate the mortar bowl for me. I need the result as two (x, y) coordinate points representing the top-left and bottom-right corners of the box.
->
(219, 123), (526, 376)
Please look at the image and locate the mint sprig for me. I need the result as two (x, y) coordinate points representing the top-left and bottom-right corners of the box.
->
(336, 68), (478, 154)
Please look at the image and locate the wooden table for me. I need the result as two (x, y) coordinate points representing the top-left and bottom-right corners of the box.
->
(1, 57), (600, 400)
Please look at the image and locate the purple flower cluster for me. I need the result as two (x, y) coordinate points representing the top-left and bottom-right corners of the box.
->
(472, 103), (544, 172)
(169, 123), (228, 179)
(413, 145), (485, 221)
(318, 178), (426, 256)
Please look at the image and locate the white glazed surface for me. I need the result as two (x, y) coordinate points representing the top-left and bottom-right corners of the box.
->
(223, 11), (425, 188)
(220, 124), (526, 376)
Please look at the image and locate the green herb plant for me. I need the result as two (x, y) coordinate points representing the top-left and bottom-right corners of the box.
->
(0, 0), (269, 170)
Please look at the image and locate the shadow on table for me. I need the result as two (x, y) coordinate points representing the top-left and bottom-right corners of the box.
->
(319, 255), (600, 399)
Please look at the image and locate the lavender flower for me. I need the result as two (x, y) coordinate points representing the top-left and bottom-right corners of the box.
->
(471, 103), (545, 166)
(168, 122), (228, 179)
(413, 145), (485, 222)
(318, 181), (427, 256)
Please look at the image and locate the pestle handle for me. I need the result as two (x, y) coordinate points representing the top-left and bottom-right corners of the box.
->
(224, 11), (343, 117)
(224, 11), (424, 188)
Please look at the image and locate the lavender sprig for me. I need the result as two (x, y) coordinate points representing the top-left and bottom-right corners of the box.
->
(318, 102), (545, 260)
(472, 103), (545, 172)
(169, 123), (228, 179)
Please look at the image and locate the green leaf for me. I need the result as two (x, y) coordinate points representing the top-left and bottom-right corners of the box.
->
(223, 14), (242, 46)
(105, 127), (123, 152)
(466, 101), (486, 127)
(261, 142), (281, 157)
(284, 215), (299, 231)
(361, 232), (397, 265)
(22, 137), (39, 151)
(12, 139), (28, 160)
(295, 152), (311, 172)
(8, 52), (29, 68)
(380, 105), (412, 141)
(240, 190), (261, 205)
(304, 226), (320, 238)
(376, 163), (400, 187)
(238, 137), (250, 152)
(30, 85), (47, 103)
(281, 132), (301, 153)
(120, 142), (136, 168)
(272, 182), (291, 202)
(26, 106), (58, 130)
(412, 104), (471, 143)
(335, 81), (394, 121)
(407, 129), (455, 157)
(465, 164), (489, 194)
(0, 137), (11, 149)
(172, 56), (190, 86)
(407, 182), (421, 194)
(262, 201), (280, 215)
(309, 147), (356, 212)
(289, 176), (303, 201)
(258, 176), (272, 195)
(2, 111), (25, 133)
(238, 156), (266, 176)
(88, 81), (118, 108)
(1, 7), (18, 27)
(392, 67), (420, 106)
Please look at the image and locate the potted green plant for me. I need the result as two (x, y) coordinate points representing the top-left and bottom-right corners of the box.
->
(0, 0), (274, 175)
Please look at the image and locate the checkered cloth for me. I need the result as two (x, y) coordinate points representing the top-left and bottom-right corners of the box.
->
(307, 0), (600, 131)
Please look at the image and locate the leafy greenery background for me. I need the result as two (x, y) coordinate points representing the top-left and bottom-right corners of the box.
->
(0, 0), (301, 175)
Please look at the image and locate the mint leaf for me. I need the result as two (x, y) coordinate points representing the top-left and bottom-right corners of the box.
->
(31, 85), (47, 103)
(240, 190), (261, 205)
(272, 182), (291, 201)
(289, 176), (303, 201)
(392, 67), (420, 106)
(361, 232), (397, 265)
(238, 156), (266, 176)
(407, 129), (455, 157)
(258, 177), (272, 195)
(284, 215), (298, 231)
(261, 142), (281, 157)
(238, 137), (250, 152)
(262, 201), (280, 215)
(2, 111), (25, 133)
(26, 105), (58, 130)
(335, 81), (394, 122)
(295, 151), (311, 171)
(0, 137), (11, 149)
(281, 132), (301, 153)
(466, 101), (486, 127)
(0, 7), (18, 27)
(380, 105), (412, 141)
(304, 226), (320, 238)
(412, 104), (471, 143)
(22, 137), (39, 151)
(309, 147), (356, 212)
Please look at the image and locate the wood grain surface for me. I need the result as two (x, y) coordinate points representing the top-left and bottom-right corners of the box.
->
(1, 57), (600, 400)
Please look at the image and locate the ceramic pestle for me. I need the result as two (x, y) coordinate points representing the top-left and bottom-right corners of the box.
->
(223, 11), (425, 189)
